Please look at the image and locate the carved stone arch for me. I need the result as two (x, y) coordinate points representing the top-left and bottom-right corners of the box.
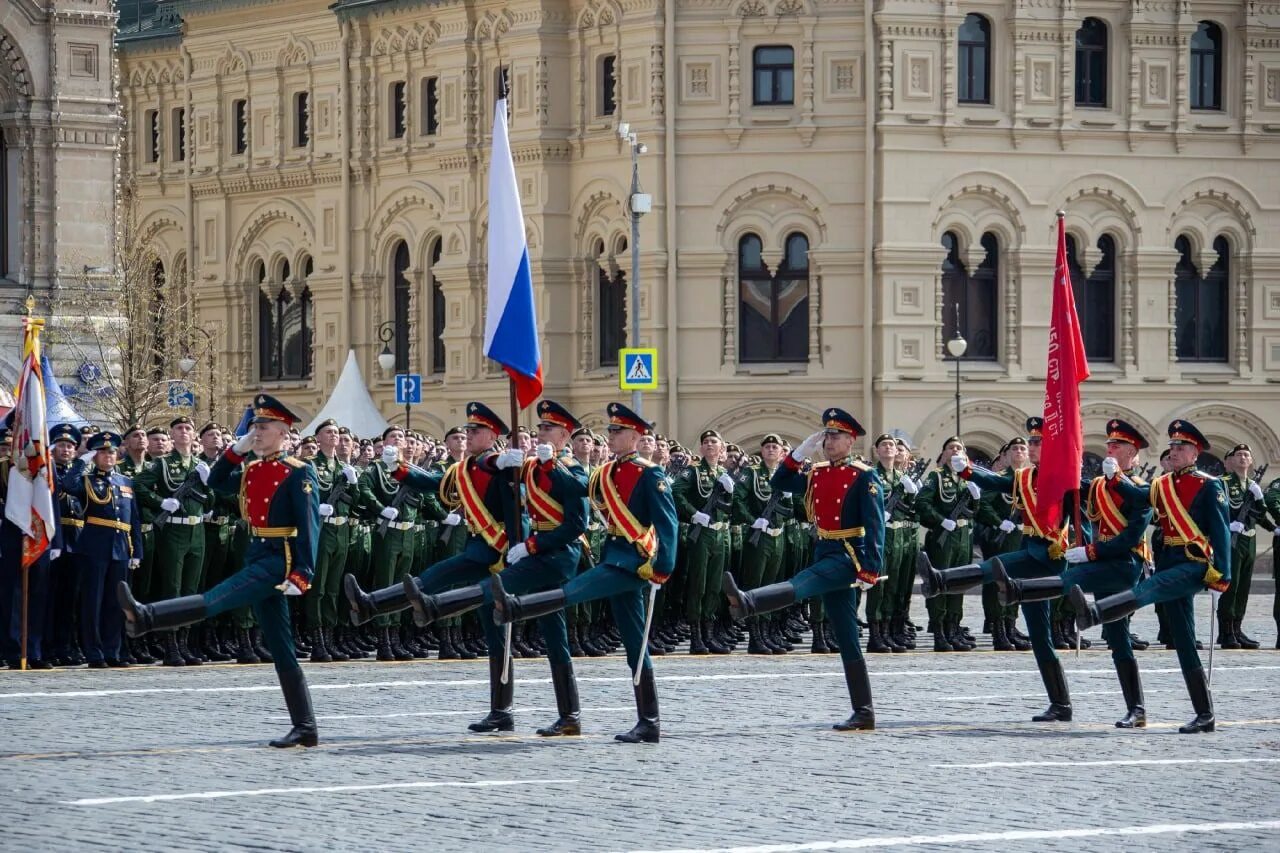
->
(279, 36), (313, 68)
(128, 68), (144, 87)
(377, 231), (416, 281)
(368, 185), (444, 260)
(0, 28), (33, 109)
(1051, 173), (1146, 245)
(714, 182), (829, 250)
(577, 7), (595, 28)
(699, 399), (823, 446)
(930, 172), (1031, 249)
(773, 0), (808, 14)
(1078, 402), (1159, 457)
(915, 397), (1029, 462)
(416, 21), (441, 50)
(373, 38), (388, 56)
(1165, 403), (1280, 464)
(144, 67), (158, 86)
(445, 230), (465, 257)
(417, 230), (444, 272)
(217, 48), (249, 78)
(573, 184), (628, 253)
(736, 0), (768, 17)
(1166, 187), (1256, 256)
(231, 202), (315, 276)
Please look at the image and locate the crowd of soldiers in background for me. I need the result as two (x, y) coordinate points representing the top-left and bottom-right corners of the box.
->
(2, 412), (1276, 671)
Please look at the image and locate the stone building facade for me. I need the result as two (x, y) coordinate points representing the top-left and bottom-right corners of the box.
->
(117, 0), (1280, 465)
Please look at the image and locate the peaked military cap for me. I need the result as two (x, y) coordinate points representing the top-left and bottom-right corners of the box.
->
(606, 401), (652, 435)
(761, 433), (783, 448)
(536, 400), (581, 432)
(88, 431), (123, 452)
(465, 402), (508, 435)
(1225, 443), (1251, 458)
(1105, 419), (1149, 450)
(49, 423), (81, 446)
(198, 421), (223, 437)
(873, 433), (896, 448)
(1026, 417), (1044, 439)
(1167, 419), (1209, 453)
(169, 415), (194, 429)
(250, 394), (301, 426)
(821, 407), (864, 437)
(444, 425), (466, 440)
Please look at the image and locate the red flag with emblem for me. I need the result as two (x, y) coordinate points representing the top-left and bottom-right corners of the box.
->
(1037, 214), (1090, 531)
(5, 316), (56, 568)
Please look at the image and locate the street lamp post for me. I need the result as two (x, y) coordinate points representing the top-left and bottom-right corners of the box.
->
(946, 301), (967, 436)
(376, 320), (410, 431)
(618, 121), (649, 415)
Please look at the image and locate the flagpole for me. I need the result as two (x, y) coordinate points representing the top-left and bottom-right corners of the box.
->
(499, 375), (522, 686)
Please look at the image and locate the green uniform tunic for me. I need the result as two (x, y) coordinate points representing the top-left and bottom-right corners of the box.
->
(672, 459), (733, 622)
(134, 451), (213, 599)
(732, 462), (792, 621)
(916, 467), (976, 628)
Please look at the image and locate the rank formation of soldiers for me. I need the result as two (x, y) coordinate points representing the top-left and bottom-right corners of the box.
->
(2, 395), (1277, 745)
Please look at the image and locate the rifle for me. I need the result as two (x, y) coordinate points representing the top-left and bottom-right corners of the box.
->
(324, 463), (355, 511)
(748, 469), (785, 547)
(935, 470), (978, 553)
(883, 458), (929, 519)
(1230, 463), (1269, 550)
(686, 468), (734, 545)
(375, 460), (430, 536)
(153, 468), (206, 527)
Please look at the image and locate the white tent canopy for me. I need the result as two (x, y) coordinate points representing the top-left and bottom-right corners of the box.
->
(302, 350), (390, 438)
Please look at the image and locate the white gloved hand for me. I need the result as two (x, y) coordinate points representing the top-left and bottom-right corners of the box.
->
(319, 503), (334, 518)
(884, 511), (892, 523)
(692, 511), (711, 527)
(949, 454), (968, 473)
(792, 430), (825, 461)
(232, 433), (254, 455)
(341, 464), (358, 485)
(443, 512), (462, 526)
(128, 558), (140, 570)
(161, 497), (180, 513)
(536, 443), (554, 464)
(1102, 456), (1119, 479)
(506, 542), (530, 565)
(495, 448), (525, 470)
(50, 548), (62, 561)
(901, 475), (919, 495)
(751, 517), (769, 531)
(966, 481), (981, 500)
(279, 580), (303, 597)
(718, 473), (737, 492)
(999, 519), (1017, 534)
(1065, 546), (1089, 564)
(381, 446), (400, 467)
(202, 511), (213, 522)
(380, 506), (399, 521)
(1229, 521), (1245, 534)
(1248, 481), (1264, 500)
(941, 518), (957, 532)
(194, 461), (210, 484)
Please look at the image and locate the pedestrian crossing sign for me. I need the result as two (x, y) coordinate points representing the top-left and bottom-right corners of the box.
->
(619, 348), (659, 391)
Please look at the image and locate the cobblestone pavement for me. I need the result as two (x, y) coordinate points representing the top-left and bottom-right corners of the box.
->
(2, 596), (1277, 853)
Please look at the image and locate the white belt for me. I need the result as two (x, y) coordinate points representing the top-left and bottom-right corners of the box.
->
(798, 522), (813, 530)
(696, 521), (728, 531)
(384, 520), (414, 531)
(167, 516), (202, 526)
(761, 527), (784, 538)
(1240, 529), (1256, 538)
(325, 516), (348, 526)
(207, 516), (230, 525)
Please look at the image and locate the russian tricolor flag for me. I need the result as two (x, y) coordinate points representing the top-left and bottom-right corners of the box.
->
(483, 97), (543, 409)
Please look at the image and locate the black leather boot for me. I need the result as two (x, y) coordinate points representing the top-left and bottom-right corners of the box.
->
(437, 625), (460, 659)
(177, 627), (204, 665)
(1050, 620), (1071, 650)
(536, 662), (581, 736)
(687, 619), (708, 654)
(747, 622), (771, 655)
(203, 626), (232, 662)
(994, 559), (1064, 606)
(1031, 657), (1073, 722)
(491, 573), (567, 626)
(1235, 619), (1260, 650)
(309, 628), (332, 662)
(468, 654), (515, 733)
(615, 666), (660, 743)
(268, 667), (319, 748)
(1005, 617), (1032, 650)
(235, 628), (260, 664)
(1069, 586), (1138, 632)
(376, 626), (396, 661)
(344, 574), (413, 627)
(917, 554), (984, 599)
(866, 620), (889, 653)
(703, 620), (731, 654)
(251, 628), (274, 663)
(1178, 666), (1215, 733)
(325, 627), (349, 661)
(161, 631), (185, 667)
(991, 618), (1014, 651)
(882, 620), (906, 653)
(810, 624), (830, 654)
(404, 576), (485, 628)
(722, 572), (797, 620)
(832, 657), (875, 731)
(1114, 658), (1146, 729)
(117, 582), (206, 638)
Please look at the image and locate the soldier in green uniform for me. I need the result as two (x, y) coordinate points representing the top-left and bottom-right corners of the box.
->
(974, 438), (1031, 651)
(732, 434), (793, 654)
(306, 419), (358, 662)
(916, 436), (981, 651)
(867, 433), (919, 653)
(890, 439), (921, 650)
(429, 426), (472, 659)
(672, 430), (736, 654)
(193, 422), (234, 662)
(115, 426), (153, 663)
(1217, 444), (1266, 649)
(134, 416), (213, 666)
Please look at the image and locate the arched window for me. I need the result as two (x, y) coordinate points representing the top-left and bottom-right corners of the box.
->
(1067, 234), (1115, 361)
(428, 239), (445, 375)
(281, 257), (313, 380)
(597, 238), (626, 368)
(1174, 235), (1229, 362)
(957, 14), (991, 105)
(940, 231), (998, 361)
(391, 241), (411, 372)
(258, 258), (312, 381)
(739, 232), (810, 363)
(1190, 22), (1223, 111)
(1074, 18), (1108, 107)
(255, 260), (273, 380)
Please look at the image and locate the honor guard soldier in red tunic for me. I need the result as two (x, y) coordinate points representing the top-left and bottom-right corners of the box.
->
(118, 395), (322, 747)
(723, 407), (886, 731)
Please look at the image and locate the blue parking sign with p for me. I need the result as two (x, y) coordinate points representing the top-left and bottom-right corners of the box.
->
(619, 348), (658, 391)
(395, 373), (422, 404)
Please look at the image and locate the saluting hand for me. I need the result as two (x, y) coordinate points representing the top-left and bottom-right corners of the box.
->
(1102, 457), (1119, 479)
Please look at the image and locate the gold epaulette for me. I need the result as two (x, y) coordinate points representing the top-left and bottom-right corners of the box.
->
(282, 456), (307, 469)
(852, 460), (872, 473)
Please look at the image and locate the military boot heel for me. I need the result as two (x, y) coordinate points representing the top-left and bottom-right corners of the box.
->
(468, 655), (515, 733)
(536, 662), (582, 737)
(268, 667), (319, 748)
(832, 657), (875, 731)
(1178, 667), (1215, 734)
(1114, 658), (1146, 729)
(1031, 658), (1073, 722)
(615, 667), (660, 744)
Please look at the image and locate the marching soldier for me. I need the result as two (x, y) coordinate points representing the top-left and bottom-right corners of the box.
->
(61, 432), (142, 668)
(1217, 444), (1265, 649)
(115, 426), (154, 663)
(916, 436), (981, 652)
(867, 433), (917, 653)
(492, 402), (678, 743)
(732, 434), (793, 654)
(119, 394), (321, 746)
(1069, 419), (1230, 734)
(672, 430), (736, 654)
(431, 426), (471, 659)
(723, 407), (885, 730)
(403, 400), (590, 736)
(308, 418), (359, 662)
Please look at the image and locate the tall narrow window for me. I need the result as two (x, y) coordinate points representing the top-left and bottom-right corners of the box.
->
(421, 77), (439, 136)
(232, 98), (248, 154)
(599, 54), (618, 116)
(391, 81), (407, 139)
(598, 242), (626, 368)
(739, 232), (810, 363)
(1175, 235), (1229, 362)
(280, 257), (313, 380)
(1190, 21), (1223, 111)
(392, 241), (411, 372)
(1074, 18), (1108, 107)
(145, 109), (160, 163)
(255, 261), (273, 380)
(753, 46), (795, 106)
(957, 14), (991, 105)
(1067, 234), (1115, 361)
(293, 92), (310, 147)
(171, 108), (186, 161)
(429, 239), (445, 374)
(941, 231), (999, 360)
